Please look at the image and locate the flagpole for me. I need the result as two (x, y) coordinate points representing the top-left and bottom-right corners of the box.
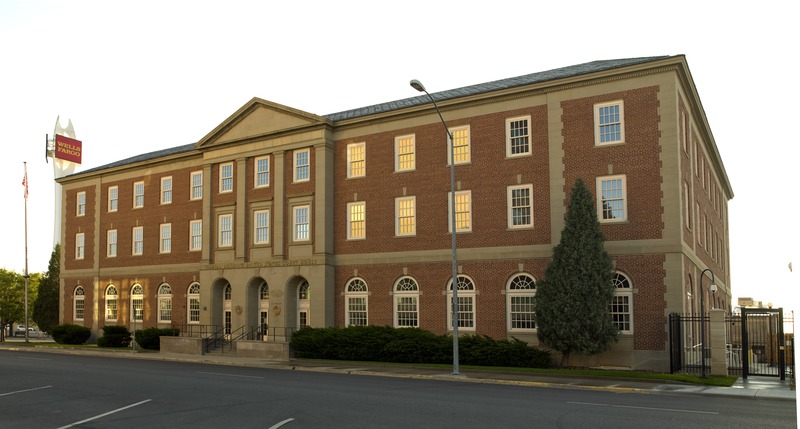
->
(23, 162), (29, 343)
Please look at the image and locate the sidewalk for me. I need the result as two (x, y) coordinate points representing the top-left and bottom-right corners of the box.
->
(1, 338), (795, 402)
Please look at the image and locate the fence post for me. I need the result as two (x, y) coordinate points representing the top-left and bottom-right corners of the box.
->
(710, 309), (728, 376)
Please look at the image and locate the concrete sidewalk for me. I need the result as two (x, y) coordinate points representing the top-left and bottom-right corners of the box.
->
(1, 339), (795, 402)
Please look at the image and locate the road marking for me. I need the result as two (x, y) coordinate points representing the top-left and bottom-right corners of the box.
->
(57, 399), (152, 429)
(0, 385), (53, 397)
(567, 401), (718, 415)
(268, 418), (295, 428)
(17, 356), (50, 361)
(196, 371), (263, 379)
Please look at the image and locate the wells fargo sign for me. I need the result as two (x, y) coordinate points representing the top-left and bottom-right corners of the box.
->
(55, 134), (82, 164)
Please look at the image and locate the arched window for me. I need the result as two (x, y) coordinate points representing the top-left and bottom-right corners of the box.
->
(105, 285), (118, 321)
(223, 282), (232, 335)
(131, 284), (144, 322)
(224, 283), (232, 300)
(447, 275), (476, 331)
(73, 286), (85, 321)
(298, 280), (310, 327)
(507, 273), (536, 331)
(258, 281), (269, 336)
(394, 277), (419, 328)
(610, 272), (633, 333)
(345, 278), (368, 326)
(187, 283), (200, 324)
(158, 284), (172, 322)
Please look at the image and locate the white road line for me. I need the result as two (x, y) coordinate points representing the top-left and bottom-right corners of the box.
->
(567, 401), (718, 415)
(0, 385), (53, 397)
(196, 371), (264, 379)
(57, 399), (152, 429)
(268, 418), (295, 429)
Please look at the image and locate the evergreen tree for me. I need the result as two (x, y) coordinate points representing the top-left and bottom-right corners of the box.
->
(34, 244), (60, 333)
(533, 178), (617, 366)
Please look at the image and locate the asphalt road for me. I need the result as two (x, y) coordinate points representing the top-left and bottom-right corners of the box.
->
(1, 350), (796, 428)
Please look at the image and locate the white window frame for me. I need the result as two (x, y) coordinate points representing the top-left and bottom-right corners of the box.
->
(507, 274), (537, 332)
(131, 284), (144, 322)
(447, 125), (471, 165)
(447, 275), (476, 332)
(76, 191), (86, 216)
(393, 277), (419, 328)
(219, 162), (233, 193)
(346, 142), (366, 178)
(108, 186), (118, 212)
(293, 148), (310, 183)
(190, 171), (203, 200)
(158, 283), (172, 323)
(293, 205), (311, 242)
(394, 134), (415, 172)
(132, 226), (144, 255)
(594, 100), (625, 146)
(73, 286), (85, 321)
(107, 229), (117, 258)
(344, 278), (369, 327)
(597, 175), (628, 223)
(448, 190), (472, 233)
(506, 115), (532, 157)
(254, 209), (270, 245)
(160, 176), (173, 205)
(105, 285), (118, 322)
(255, 155), (270, 188)
(610, 272), (633, 334)
(347, 201), (366, 240)
(507, 184), (533, 229)
(395, 196), (416, 237)
(187, 283), (201, 324)
(218, 214), (233, 248)
(189, 219), (202, 251)
(160, 223), (172, 254)
(75, 233), (85, 260)
(133, 181), (144, 208)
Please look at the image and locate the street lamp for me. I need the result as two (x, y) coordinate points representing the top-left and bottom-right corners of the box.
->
(410, 79), (460, 376)
(699, 268), (716, 378)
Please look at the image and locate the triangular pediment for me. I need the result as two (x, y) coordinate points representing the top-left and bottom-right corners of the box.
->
(196, 97), (329, 148)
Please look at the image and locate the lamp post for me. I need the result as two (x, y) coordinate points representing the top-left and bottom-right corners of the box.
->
(699, 268), (715, 378)
(410, 79), (460, 376)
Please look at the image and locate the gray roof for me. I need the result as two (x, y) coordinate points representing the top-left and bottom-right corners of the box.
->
(75, 56), (671, 176)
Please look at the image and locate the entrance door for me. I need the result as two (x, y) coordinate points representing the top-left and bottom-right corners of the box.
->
(223, 283), (232, 337)
(259, 281), (269, 341)
(297, 280), (309, 328)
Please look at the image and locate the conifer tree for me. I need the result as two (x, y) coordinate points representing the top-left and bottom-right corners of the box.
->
(34, 244), (60, 333)
(534, 178), (617, 366)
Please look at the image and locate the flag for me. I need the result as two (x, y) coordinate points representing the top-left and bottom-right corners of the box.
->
(22, 166), (28, 200)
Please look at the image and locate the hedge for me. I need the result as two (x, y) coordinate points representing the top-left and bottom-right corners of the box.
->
(50, 324), (91, 345)
(97, 325), (132, 348)
(134, 327), (179, 350)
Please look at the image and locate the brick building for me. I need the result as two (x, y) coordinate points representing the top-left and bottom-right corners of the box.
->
(57, 55), (733, 371)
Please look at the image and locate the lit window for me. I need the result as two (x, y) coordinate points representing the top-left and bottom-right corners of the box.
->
(133, 181), (144, 208)
(220, 163), (233, 193)
(190, 171), (203, 200)
(108, 186), (118, 212)
(105, 285), (118, 321)
(506, 116), (531, 157)
(507, 274), (536, 331)
(594, 101), (625, 145)
(394, 277), (419, 328)
(448, 190), (472, 233)
(347, 202), (365, 240)
(131, 284), (144, 322)
(189, 219), (202, 251)
(187, 283), (200, 323)
(448, 275), (476, 331)
(448, 126), (471, 165)
(132, 226), (144, 255)
(160, 223), (172, 253)
(219, 214), (233, 247)
(161, 177), (172, 204)
(507, 184), (533, 228)
(294, 149), (310, 182)
(293, 205), (310, 242)
(74, 286), (85, 321)
(610, 272), (633, 333)
(75, 233), (85, 260)
(255, 156), (270, 188)
(158, 284), (172, 323)
(345, 278), (368, 327)
(395, 196), (416, 237)
(395, 134), (415, 172)
(347, 143), (365, 178)
(597, 175), (627, 222)
(107, 229), (117, 258)
(76, 192), (86, 216)
(254, 209), (270, 244)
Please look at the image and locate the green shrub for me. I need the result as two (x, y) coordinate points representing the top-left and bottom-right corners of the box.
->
(134, 327), (179, 350)
(97, 325), (131, 348)
(50, 324), (91, 345)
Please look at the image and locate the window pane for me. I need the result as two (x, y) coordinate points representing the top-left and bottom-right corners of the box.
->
(509, 118), (530, 155)
(256, 157), (270, 187)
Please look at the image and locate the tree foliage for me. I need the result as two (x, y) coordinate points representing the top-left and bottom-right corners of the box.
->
(34, 244), (60, 333)
(533, 178), (617, 366)
(0, 269), (40, 340)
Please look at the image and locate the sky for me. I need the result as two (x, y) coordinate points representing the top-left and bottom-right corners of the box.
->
(1, 1), (798, 316)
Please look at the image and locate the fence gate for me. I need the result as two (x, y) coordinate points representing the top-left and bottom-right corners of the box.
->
(741, 308), (787, 380)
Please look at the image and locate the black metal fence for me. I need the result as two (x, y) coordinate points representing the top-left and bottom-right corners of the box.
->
(669, 313), (708, 375)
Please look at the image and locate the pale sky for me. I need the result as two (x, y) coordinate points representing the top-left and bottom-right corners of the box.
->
(1, 1), (797, 315)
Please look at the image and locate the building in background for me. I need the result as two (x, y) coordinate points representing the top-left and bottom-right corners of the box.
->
(56, 55), (732, 371)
